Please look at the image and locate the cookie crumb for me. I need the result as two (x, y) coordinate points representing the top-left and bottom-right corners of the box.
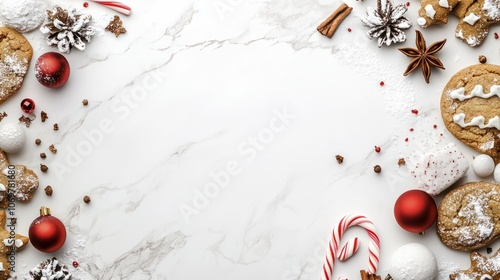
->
(41, 111), (48, 122)
(83, 195), (91, 203)
(49, 144), (57, 154)
(53, 123), (59, 131)
(398, 158), (406, 166)
(40, 152), (46, 159)
(335, 155), (344, 164)
(19, 115), (32, 127)
(374, 165), (382, 173)
(105, 15), (127, 37)
(40, 164), (48, 172)
(479, 55), (487, 64)
(385, 275), (393, 280)
(44, 186), (53, 196)
(487, 247), (493, 254)
(35, 138), (41, 145)
(82, 99), (88, 106)
(0, 112), (7, 122)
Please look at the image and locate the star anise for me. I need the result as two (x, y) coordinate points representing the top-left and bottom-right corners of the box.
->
(398, 30), (446, 84)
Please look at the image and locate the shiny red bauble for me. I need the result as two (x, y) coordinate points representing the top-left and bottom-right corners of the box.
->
(20, 98), (35, 113)
(29, 206), (66, 253)
(35, 52), (70, 88)
(394, 190), (437, 233)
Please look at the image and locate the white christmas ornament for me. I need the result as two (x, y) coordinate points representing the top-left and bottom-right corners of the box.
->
(388, 243), (438, 280)
(472, 154), (495, 177)
(0, 122), (26, 153)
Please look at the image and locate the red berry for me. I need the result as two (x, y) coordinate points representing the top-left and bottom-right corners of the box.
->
(406, 1), (410, 5)
(411, 109), (418, 114)
(433, 124), (437, 129)
(374, 146), (381, 153)
(83, 2), (89, 7)
(21, 98), (35, 114)
(380, 81), (385, 86)
(347, 28), (352, 32)
(495, 33), (499, 39)
(405, 138), (409, 142)
(410, 128), (414, 132)
(73, 261), (79, 267)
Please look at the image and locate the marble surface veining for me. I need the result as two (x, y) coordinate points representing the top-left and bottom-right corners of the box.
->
(0, 0), (497, 279)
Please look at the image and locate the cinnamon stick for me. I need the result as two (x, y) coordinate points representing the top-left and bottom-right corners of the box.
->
(360, 270), (382, 280)
(317, 3), (353, 38)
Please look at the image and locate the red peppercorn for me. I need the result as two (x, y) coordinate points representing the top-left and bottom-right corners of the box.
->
(406, 1), (410, 5)
(405, 138), (409, 142)
(410, 128), (414, 132)
(433, 124), (437, 129)
(83, 2), (89, 7)
(495, 33), (499, 39)
(347, 28), (352, 32)
(73, 261), (79, 267)
(374, 146), (381, 153)
(411, 109), (418, 114)
(380, 81), (385, 86)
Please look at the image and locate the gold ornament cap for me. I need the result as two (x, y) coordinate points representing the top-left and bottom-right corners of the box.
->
(39, 206), (51, 216)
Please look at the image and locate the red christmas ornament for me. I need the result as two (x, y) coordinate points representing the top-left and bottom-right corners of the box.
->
(35, 52), (70, 88)
(20, 98), (35, 114)
(394, 190), (437, 233)
(29, 206), (67, 253)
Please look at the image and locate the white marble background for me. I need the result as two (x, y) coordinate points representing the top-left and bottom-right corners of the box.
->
(1, 0), (500, 279)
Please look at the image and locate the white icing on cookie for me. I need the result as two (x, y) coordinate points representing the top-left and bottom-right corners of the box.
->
(464, 12), (481, 25)
(453, 113), (500, 130)
(425, 4), (437, 19)
(417, 17), (427, 26)
(450, 85), (500, 101)
(439, 0), (449, 8)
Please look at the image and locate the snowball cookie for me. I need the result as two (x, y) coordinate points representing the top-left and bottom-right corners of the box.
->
(0, 0), (46, 33)
(494, 164), (500, 183)
(472, 154), (495, 177)
(388, 243), (438, 280)
(0, 122), (26, 153)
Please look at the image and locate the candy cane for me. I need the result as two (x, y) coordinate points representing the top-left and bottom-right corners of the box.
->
(88, 0), (132, 15)
(321, 214), (380, 280)
(338, 237), (360, 261)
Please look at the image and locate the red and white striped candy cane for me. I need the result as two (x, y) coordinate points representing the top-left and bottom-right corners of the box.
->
(321, 214), (380, 280)
(338, 237), (359, 261)
(88, 0), (132, 15)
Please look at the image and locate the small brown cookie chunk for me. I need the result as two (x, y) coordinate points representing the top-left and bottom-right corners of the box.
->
(450, 249), (500, 279)
(417, 0), (460, 27)
(0, 27), (33, 104)
(454, 0), (500, 47)
(0, 210), (28, 280)
(440, 64), (500, 164)
(360, 270), (382, 280)
(437, 182), (500, 251)
(0, 149), (38, 207)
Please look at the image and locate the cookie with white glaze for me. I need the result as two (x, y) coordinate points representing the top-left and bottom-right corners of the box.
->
(437, 182), (500, 251)
(440, 64), (500, 164)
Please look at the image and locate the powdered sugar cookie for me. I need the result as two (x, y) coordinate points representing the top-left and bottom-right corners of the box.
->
(437, 182), (500, 251)
(441, 64), (500, 164)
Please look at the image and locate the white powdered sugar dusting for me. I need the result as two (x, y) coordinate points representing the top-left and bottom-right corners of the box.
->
(456, 193), (494, 245)
(0, 0), (46, 32)
(484, 0), (500, 19)
(0, 53), (28, 99)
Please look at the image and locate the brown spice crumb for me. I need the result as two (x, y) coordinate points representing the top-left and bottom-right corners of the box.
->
(374, 165), (382, 173)
(82, 99), (88, 106)
(53, 123), (59, 131)
(0, 112), (7, 122)
(360, 270), (382, 280)
(335, 155), (344, 164)
(398, 158), (406, 166)
(41, 111), (48, 122)
(40, 152), (46, 159)
(385, 275), (393, 280)
(19, 115), (32, 127)
(44, 185), (53, 196)
(83, 195), (91, 203)
(40, 164), (48, 172)
(487, 247), (493, 254)
(479, 55), (487, 64)
(35, 138), (41, 145)
(49, 144), (57, 154)
(9, 218), (16, 225)
(106, 15), (127, 37)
